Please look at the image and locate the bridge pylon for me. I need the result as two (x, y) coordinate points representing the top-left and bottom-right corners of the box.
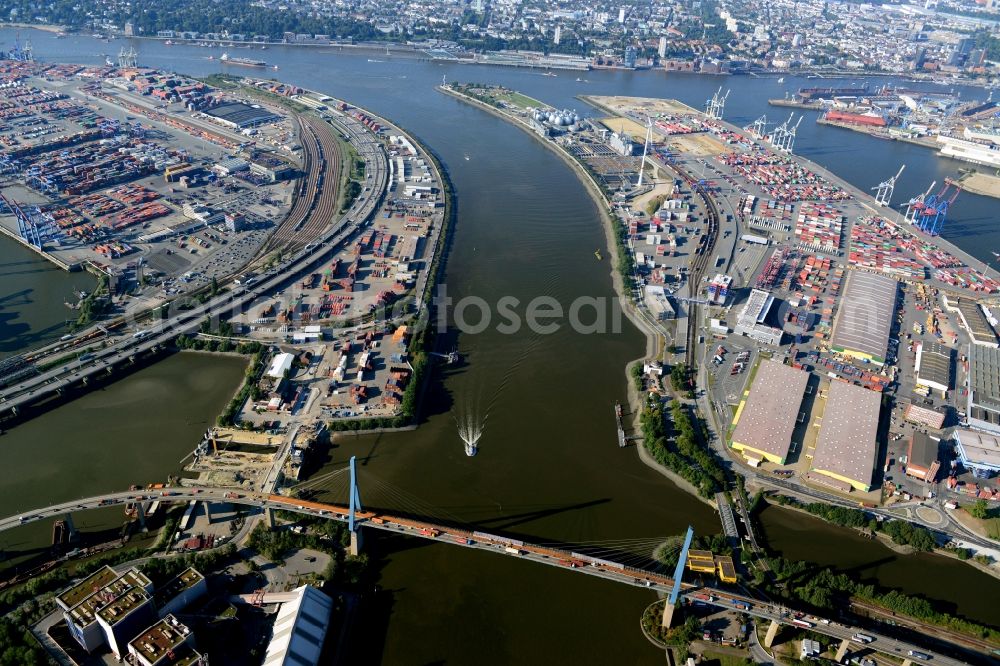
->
(348, 455), (364, 556)
(764, 619), (780, 648)
(662, 526), (694, 628)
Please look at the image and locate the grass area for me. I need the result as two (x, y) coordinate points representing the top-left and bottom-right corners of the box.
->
(495, 90), (543, 109)
(959, 506), (1000, 540)
(333, 129), (361, 215)
(701, 651), (754, 666)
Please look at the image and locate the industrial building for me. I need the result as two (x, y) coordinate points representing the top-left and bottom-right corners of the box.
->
(944, 296), (999, 347)
(734, 289), (784, 346)
(129, 615), (202, 666)
(811, 381), (882, 492)
(686, 550), (717, 574)
(829, 271), (898, 365)
(914, 341), (953, 396)
(967, 345), (1000, 435)
(904, 403), (945, 430)
(268, 352), (296, 379)
(202, 101), (279, 129)
(905, 433), (941, 482)
(154, 568), (207, 618)
(55, 566), (153, 653)
(96, 586), (158, 659)
(262, 585), (334, 666)
(730, 359), (809, 464)
(953, 429), (1000, 479)
(707, 274), (733, 305)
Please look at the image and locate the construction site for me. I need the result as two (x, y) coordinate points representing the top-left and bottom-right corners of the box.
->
(0, 57), (296, 291)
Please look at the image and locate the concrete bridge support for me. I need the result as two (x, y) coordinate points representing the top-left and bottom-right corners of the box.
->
(835, 638), (851, 663)
(764, 620), (780, 648)
(661, 601), (676, 629)
(202, 501), (212, 525)
(266, 507), (277, 528)
(349, 527), (363, 557)
(135, 502), (147, 531)
(62, 512), (78, 542)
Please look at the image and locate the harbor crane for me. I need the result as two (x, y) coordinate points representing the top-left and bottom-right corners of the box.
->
(916, 181), (959, 236)
(770, 113), (801, 153)
(10, 32), (32, 62)
(746, 114), (768, 141)
(903, 180), (937, 223)
(705, 87), (730, 120)
(873, 164), (906, 206)
(118, 46), (138, 69)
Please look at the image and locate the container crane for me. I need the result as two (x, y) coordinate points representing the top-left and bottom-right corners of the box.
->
(705, 87), (730, 120)
(903, 180), (936, 223)
(745, 114), (768, 141)
(873, 164), (905, 206)
(916, 182), (959, 236)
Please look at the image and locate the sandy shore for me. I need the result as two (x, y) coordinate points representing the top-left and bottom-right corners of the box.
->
(0, 22), (66, 33)
(440, 85), (719, 510)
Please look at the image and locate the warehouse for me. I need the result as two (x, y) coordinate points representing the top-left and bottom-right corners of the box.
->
(967, 345), (1000, 435)
(202, 101), (279, 129)
(734, 289), (784, 346)
(829, 271), (898, 365)
(953, 429), (1000, 479)
(905, 433), (941, 482)
(811, 381), (882, 492)
(914, 341), (953, 396)
(945, 296), (999, 348)
(730, 359), (809, 464)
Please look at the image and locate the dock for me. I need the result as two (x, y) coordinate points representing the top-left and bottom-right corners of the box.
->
(614, 402), (626, 448)
(0, 222), (80, 271)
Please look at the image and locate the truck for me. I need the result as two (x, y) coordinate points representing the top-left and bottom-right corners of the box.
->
(731, 600), (750, 610)
(852, 633), (874, 644)
(504, 546), (525, 556)
(791, 618), (814, 629)
(907, 651), (931, 661)
(224, 492), (241, 499)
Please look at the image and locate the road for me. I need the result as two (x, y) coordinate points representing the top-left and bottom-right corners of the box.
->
(0, 485), (981, 665)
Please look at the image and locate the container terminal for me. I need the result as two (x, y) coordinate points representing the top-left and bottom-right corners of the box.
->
(0, 58), (302, 299)
(444, 83), (1000, 528)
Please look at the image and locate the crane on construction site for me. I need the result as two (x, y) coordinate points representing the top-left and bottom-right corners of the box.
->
(873, 164), (905, 206)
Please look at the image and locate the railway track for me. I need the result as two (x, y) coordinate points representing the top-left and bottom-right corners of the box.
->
(258, 114), (342, 257)
(681, 168), (720, 368)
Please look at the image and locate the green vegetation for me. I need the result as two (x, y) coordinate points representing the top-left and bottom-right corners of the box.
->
(645, 194), (667, 217)
(789, 500), (935, 551)
(640, 397), (725, 498)
(630, 362), (644, 392)
(640, 601), (699, 659)
(756, 554), (1000, 642)
(969, 499), (990, 520)
(701, 653), (755, 666)
(611, 214), (636, 291)
(340, 179), (362, 214)
(73, 275), (111, 329)
(670, 362), (695, 398)
(246, 520), (368, 585)
(493, 89), (543, 110)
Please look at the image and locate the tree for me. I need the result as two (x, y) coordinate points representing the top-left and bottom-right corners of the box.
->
(969, 499), (990, 520)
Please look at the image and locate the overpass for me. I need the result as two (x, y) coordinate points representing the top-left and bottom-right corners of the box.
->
(0, 101), (392, 422)
(0, 485), (983, 666)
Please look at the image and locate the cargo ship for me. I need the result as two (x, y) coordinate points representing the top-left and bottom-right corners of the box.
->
(220, 52), (266, 67)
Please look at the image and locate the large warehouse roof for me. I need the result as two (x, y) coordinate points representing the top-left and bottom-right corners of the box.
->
(915, 341), (952, 392)
(204, 101), (278, 128)
(969, 345), (1000, 413)
(829, 271), (898, 364)
(730, 359), (809, 464)
(263, 585), (333, 666)
(812, 380), (882, 491)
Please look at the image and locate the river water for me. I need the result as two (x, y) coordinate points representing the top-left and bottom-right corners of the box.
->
(1, 29), (999, 662)
(0, 353), (246, 572)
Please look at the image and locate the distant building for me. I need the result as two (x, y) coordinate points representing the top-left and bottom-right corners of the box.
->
(829, 271), (898, 365)
(967, 345), (1000, 435)
(262, 585), (334, 666)
(905, 433), (941, 482)
(811, 381), (881, 492)
(554, 25), (562, 45)
(624, 46), (637, 68)
(124, 22), (134, 37)
(734, 289), (784, 346)
(953, 429), (1000, 479)
(707, 274), (732, 305)
(609, 131), (638, 156)
(55, 567), (154, 654)
(914, 341), (952, 396)
(129, 615), (201, 666)
(658, 36), (667, 58)
(730, 359), (809, 464)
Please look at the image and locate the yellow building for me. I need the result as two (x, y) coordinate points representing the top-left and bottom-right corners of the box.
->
(715, 555), (737, 584)
(686, 550), (717, 574)
(729, 359), (809, 465)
